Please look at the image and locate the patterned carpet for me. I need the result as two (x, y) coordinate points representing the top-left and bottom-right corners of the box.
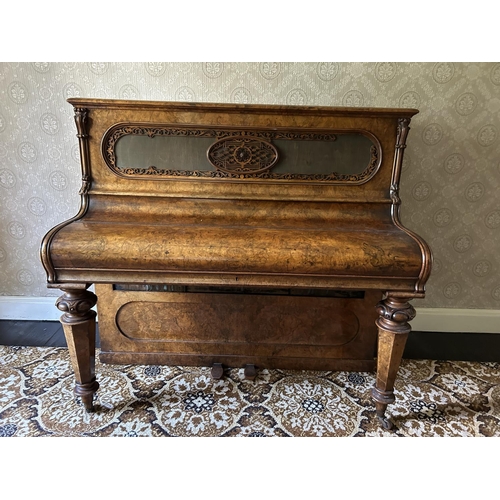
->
(1, 345), (499, 437)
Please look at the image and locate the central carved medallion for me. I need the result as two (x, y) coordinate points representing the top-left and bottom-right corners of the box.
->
(207, 136), (278, 174)
(234, 145), (252, 164)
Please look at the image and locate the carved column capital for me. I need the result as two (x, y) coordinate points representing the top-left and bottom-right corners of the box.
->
(376, 296), (415, 334)
(56, 288), (97, 324)
(73, 107), (89, 138)
(396, 117), (411, 149)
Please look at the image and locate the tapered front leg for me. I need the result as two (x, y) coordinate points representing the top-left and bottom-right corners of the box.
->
(56, 287), (99, 412)
(371, 296), (415, 430)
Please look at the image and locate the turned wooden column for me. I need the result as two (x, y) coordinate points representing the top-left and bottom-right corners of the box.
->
(56, 287), (99, 412)
(371, 295), (416, 430)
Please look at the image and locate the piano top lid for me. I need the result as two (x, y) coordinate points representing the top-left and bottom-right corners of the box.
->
(66, 98), (419, 118)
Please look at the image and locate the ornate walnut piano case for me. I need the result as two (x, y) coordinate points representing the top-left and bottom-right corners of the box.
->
(41, 98), (431, 429)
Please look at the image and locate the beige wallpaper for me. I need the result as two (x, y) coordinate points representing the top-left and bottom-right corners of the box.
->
(0, 62), (499, 309)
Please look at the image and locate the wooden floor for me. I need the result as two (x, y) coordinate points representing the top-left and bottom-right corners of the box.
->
(1, 320), (499, 362)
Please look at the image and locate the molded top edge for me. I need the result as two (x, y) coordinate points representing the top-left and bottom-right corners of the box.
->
(67, 98), (419, 117)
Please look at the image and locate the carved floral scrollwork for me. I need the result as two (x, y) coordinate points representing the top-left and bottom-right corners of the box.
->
(56, 289), (97, 324)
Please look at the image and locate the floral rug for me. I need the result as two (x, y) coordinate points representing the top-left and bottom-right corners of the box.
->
(1, 345), (499, 437)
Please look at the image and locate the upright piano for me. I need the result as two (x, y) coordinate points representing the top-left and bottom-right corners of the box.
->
(41, 98), (431, 430)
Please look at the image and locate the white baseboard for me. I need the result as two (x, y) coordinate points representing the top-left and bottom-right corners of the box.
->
(0, 296), (499, 333)
(0, 296), (62, 321)
(411, 307), (500, 334)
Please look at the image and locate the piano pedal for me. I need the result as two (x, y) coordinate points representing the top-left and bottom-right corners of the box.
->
(211, 363), (224, 380)
(244, 364), (257, 381)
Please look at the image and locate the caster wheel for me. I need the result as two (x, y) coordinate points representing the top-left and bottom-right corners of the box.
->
(378, 416), (394, 430)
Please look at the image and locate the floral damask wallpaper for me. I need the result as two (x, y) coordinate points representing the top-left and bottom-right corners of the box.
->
(0, 62), (499, 308)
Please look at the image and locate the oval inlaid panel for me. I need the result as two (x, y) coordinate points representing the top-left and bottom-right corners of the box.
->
(115, 294), (361, 347)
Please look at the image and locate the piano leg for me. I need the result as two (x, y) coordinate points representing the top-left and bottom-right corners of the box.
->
(371, 296), (416, 430)
(56, 287), (99, 412)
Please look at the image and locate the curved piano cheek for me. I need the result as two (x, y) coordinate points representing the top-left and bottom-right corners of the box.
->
(42, 98), (430, 429)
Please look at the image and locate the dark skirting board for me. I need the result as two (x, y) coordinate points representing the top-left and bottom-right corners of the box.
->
(1, 320), (499, 363)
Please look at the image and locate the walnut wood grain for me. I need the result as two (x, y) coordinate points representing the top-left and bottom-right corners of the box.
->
(95, 285), (380, 371)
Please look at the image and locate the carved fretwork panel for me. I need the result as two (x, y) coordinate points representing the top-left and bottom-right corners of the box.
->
(102, 124), (380, 183)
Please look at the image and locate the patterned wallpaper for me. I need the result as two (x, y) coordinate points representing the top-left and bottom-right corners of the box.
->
(0, 62), (499, 309)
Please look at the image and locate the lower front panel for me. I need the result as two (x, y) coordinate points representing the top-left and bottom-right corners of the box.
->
(95, 284), (380, 372)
